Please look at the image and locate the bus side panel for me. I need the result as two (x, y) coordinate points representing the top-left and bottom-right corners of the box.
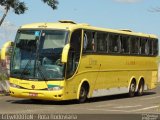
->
(64, 55), (157, 100)
(81, 55), (157, 98)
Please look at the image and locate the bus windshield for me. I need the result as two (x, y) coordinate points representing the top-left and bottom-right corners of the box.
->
(10, 30), (68, 80)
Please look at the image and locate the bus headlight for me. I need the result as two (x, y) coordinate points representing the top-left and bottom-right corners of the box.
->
(10, 83), (20, 88)
(48, 86), (63, 91)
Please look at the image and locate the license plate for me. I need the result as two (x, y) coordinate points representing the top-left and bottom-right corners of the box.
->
(29, 93), (38, 97)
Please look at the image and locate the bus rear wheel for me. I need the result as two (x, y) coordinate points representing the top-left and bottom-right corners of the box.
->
(78, 84), (88, 103)
(128, 80), (136, 97)
(137, 80), (144, 96)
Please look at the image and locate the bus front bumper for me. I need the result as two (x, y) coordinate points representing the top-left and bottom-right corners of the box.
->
(9, 87), (64, 101)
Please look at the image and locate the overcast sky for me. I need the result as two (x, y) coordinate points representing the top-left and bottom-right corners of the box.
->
(0, 0), (160, 48)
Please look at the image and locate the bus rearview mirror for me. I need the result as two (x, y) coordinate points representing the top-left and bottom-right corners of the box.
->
(1, 41), (14, 60)
(61, 44), (70, 63)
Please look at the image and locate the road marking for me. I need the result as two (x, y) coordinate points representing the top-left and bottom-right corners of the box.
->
(129, 106), (159, 112)
(88, 105), (159, 113)
(114, 105), (142, 109)
(88, 108), (129, 113)
(140, 96), (160, 100)
(96, 104), (114, 108)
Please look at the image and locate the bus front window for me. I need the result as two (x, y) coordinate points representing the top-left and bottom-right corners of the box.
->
(11, 30), (68, 80)
(38, 30), (67, 80)
(11, 30), (38, 79)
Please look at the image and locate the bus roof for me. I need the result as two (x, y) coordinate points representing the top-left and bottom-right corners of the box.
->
(20, 20), (158, 39)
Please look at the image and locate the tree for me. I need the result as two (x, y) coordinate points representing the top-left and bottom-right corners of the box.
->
(148, 7), (160, 12)
(0, 0), (27, 26)
(41, 0), (59, 10)
(0, 0), (59, 27)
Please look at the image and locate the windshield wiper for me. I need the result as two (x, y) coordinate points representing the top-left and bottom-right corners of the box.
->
(36, 63), (47, 81)
(20, 56), (33, 79)
(20, 60), (47, 81)
(20, 45), (36, 79)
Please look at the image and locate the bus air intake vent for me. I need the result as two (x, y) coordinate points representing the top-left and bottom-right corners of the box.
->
(120, 29), (132, 32)
(59, 20), (76, 24)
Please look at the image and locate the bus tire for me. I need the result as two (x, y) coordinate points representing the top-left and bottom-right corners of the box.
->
(136, 80), (144, 96)
(128, 80), (136, 97)
(78, 83), (89, 103)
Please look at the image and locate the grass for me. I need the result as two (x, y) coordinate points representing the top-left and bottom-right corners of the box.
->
(0, 93), (4, 96)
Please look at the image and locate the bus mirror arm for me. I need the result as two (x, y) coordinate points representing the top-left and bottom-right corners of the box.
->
(61, 44), (70, 63)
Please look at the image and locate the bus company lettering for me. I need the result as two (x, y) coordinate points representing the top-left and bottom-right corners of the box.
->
(126, 60), (136, 65)
(89, 58), (97, 65)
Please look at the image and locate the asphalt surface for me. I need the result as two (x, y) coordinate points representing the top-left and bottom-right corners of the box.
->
(0, 86), (160, 120)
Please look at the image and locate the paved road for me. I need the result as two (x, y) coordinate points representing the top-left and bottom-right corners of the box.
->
(0, 86), (160, 115)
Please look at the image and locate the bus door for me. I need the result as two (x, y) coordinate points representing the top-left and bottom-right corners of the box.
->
(65, 29), (82, 98)
(66, 29), (82, 78)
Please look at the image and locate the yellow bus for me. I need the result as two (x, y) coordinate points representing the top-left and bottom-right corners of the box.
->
(9, 20), (158, 103)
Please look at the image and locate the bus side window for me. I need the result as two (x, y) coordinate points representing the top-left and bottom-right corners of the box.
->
(120, 36), (130, 54)
(97, 32), (108, 52)
(145, 39), (149, 55)
(108, 34), (120, 53)
(130, 37), (139, 54)
(148, 39), (153, 55)
(140, 38), (149, 55)
(83, 31), (96, 52)
(153, 39), (158, 56)
(148, 39), (158, 56)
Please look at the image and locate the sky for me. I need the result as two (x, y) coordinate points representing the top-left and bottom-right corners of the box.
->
(0, 0), (160, 48)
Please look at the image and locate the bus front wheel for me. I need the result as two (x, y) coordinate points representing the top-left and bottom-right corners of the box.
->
(128, 80), (136, 97)
(78, 84), (89, 103)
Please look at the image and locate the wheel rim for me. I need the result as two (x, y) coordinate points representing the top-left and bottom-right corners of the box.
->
(139, 85), (143, 93)
(130, 83), (136, 92)
(80, 87), (86, 99)
(138, 82), (144, 95)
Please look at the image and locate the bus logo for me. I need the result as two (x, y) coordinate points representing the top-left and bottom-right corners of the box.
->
(31, 85), (35, 89)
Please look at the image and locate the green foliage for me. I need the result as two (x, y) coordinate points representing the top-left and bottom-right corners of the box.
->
(6, 45), (13, 57)
(0, 0), (28, 14)
(0, 0), (59, 26)
(41, 0), (59, 10)
(0, 71), (8, 81)
(0, 0), (28, 26)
